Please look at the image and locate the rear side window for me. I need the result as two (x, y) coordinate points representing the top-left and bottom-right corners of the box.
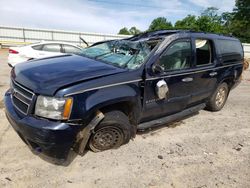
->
(195, 39), (213, 66)
(63, 45), (82, 54)
(42, 44), (61, 52)
(32, 45), (42, 50)
(217, 40), (243, 57)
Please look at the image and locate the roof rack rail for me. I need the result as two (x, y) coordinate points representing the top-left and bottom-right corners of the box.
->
(126, 29), (236, 41)
(126, 29), (197, 41)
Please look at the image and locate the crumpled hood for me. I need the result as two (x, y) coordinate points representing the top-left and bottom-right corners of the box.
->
(12, 55), (126, 95)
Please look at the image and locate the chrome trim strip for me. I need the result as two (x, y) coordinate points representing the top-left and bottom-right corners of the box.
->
(12, 80), (34, 96)
(13, 93), (30, 106)
(11, 95), (28, 115)
(13, 88), (32, 100)
(146, 63), (243, 81)
(65, 79), (142, 96)
(64, 63), (242, 96)
(11, 80), (35, 114)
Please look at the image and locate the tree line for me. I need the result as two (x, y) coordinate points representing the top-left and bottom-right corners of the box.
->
(118, 0), (250, 43)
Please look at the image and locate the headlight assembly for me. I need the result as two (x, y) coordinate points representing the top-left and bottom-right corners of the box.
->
(35, 95), (73, 120)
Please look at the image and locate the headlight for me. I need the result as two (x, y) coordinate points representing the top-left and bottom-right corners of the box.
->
(35, 95), (73, 120)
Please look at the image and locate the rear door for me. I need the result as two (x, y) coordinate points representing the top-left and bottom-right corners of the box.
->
(189, 38), (218, 104)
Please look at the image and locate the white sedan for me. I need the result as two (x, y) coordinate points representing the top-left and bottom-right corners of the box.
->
(8, 41), (84, 67)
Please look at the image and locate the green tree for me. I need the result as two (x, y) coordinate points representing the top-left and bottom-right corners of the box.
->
(201, 7), (221, 21)
(196, 7), (224, 33)
(148, 17), (173, 31)
(118, 27), (131, 35)
(231, 0), (250, 42)
(118, 26), (141, 35)
(129, 27), (141, 35)
(221, 12), (234, 34)
(174, 15), (198, 30)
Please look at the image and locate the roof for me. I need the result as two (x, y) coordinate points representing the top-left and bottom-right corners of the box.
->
(127, 30), (238, 41)
(30, 41), (81, 47)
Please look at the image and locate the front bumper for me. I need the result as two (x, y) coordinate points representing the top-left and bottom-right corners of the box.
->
(4, 91), (80, 160)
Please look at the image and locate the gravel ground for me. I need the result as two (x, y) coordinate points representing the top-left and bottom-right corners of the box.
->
(0, 49), (249, 188)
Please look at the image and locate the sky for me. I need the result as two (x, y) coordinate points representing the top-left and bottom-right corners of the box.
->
(0, 0), (235, 34)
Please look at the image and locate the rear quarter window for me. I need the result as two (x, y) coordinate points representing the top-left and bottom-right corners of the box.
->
(217, 39), (243, 63)
(42, 44), (61, 53)
(63, 45), (82, 55)
(32, 45), (42, 50)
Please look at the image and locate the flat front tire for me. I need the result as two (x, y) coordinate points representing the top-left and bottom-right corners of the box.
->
(88, 111), (132, 152)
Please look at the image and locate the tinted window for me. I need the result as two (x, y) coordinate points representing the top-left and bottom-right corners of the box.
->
(32, 45), (42, 50)
(159, 40), (192, 71)
(195, 39), (213, 66)
(217, 40), (243, 57)
(63, 45), (82, 54)
(42, 44), (61, 52)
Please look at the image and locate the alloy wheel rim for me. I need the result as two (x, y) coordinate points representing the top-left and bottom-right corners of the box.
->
(215, 87), (226, 107)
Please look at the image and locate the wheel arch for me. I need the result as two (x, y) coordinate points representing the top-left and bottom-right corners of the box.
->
(81, 86), (142, 137)
(222, 77), (235, 89)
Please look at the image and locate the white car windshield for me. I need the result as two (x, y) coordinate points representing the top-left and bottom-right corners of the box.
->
(80, 40), (152, 70)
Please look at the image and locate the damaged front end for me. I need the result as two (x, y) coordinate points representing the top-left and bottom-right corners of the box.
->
(74, 111), (104, 155)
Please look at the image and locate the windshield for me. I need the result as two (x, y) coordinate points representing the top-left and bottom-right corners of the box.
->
(80, 40), (152, 70)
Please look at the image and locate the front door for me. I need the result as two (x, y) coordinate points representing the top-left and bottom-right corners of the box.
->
(141, 39), (195, 122)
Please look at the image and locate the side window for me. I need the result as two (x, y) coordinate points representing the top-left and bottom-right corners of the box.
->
(42, 44), (61, 52)
(63, 45), (82, 54)
(159, 40), (192, 71)
(217, 40), (243, 56)
(32, 45), (42, 51)
(195, 39), (213, 66)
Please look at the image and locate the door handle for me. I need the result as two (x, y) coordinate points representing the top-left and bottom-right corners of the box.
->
(209, 72), (217, 77)
(182, 77), (193, 82)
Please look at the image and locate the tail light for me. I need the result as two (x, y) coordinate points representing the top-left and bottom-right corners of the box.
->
(9, 49), (19, 54)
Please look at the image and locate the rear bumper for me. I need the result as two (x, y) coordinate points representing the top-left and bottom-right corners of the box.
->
(231, 79), (241, 90)
(4, 91), (80, 160)
(8, 56), (28, 67)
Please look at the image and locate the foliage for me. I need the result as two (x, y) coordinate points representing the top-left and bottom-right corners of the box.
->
(231, 0), (250, 42)
(175, 15), (198, 31)
(118, 1), (250, 42)
(148, 17), (173, 31)
(129, 27), (141, 35)
(118, 26), (141, 35)
(118, 27), (131, 35)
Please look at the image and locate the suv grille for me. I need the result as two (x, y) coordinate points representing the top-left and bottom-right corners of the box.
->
(11, 80), (34, 114)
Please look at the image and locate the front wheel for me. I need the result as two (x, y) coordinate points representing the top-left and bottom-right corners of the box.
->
(206, 82), (229, 112)
(88, 111), (132, 152)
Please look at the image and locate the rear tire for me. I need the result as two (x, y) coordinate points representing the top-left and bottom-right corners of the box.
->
(206, 82), (229, 112)
(88, 110), (132, 152)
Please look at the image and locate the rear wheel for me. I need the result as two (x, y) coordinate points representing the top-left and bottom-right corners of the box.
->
(206, 82), (229, 111)
(88, 111), (132, 152)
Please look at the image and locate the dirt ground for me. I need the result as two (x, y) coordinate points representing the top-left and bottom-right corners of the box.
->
(0, 48), (249, 188)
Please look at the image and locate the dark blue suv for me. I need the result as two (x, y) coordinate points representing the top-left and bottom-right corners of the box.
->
(4, 30), (244, 160)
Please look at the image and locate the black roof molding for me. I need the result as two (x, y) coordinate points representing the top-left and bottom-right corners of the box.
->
(126, 29), (237, 41)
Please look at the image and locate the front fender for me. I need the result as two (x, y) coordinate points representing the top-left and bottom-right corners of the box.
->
(67, 82), (142, 122)
(85, 83), (141, 116)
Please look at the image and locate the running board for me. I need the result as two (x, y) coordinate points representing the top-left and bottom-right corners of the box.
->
(138, 103), (206, 130)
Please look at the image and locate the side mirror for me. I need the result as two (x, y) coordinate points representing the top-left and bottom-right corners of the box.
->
(155, 80), (169, 99)
(152, 63), (164, 74)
